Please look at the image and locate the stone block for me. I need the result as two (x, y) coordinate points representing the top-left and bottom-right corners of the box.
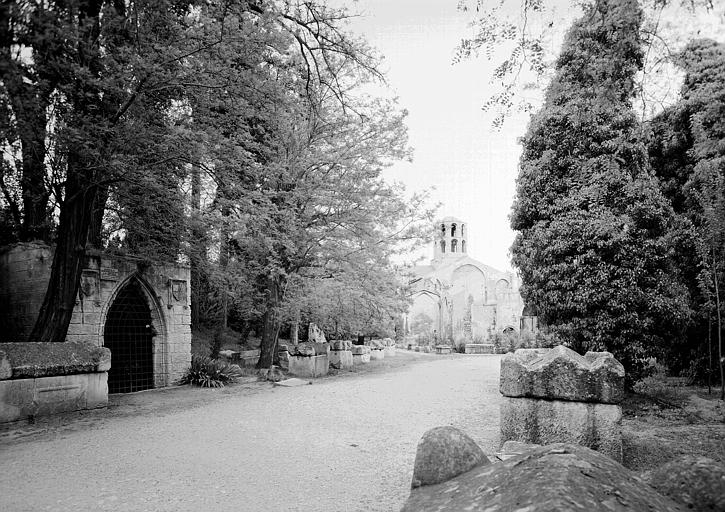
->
(421, 346), (431, 353)
(370, 348), (385, 360)
(464, 343), (494, 354)
(288, 354), (329, 378)
(278, 351), (289, 370)
(384, 346), (396, 357)
(366, 339), (385, 349)
(352, 353), (371, 365)
(350, 345), (370, 356)
(330, 340), (352, 351)
(329, 350), (353, 369)
(500, 345), (625, 404)
(2, 342), (112, 378)
(0, 372), (108, 423)
(289, 342), (329, 357)
(435, 345), (452, 354)
(500, 396), (622, 462)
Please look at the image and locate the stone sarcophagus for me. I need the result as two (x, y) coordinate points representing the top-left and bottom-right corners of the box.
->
(499, 345), (625, 461)
(287, 342), (330, 378)
(0, 342), (111, 423)
(329, 340), (353, 370)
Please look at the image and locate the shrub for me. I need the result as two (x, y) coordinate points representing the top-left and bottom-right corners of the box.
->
(179, 355), (243, 388)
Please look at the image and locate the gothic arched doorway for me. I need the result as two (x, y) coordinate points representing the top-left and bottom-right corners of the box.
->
(104, 280), (155, 393)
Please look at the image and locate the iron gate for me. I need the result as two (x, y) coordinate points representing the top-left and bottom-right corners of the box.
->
(104, 280), (155, 393)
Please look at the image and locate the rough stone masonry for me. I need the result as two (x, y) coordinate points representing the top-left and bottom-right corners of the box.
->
(499, 345), (625, 461)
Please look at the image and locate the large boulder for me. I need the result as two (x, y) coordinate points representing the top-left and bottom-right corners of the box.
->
(411, 427), (490, 488)
(500, 345), (625, 404)
(643, 456), (725, 512)
(402, 442), (683, 512)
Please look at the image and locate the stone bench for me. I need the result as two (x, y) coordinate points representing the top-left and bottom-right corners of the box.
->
(287, 342), (330, 378)
(435, 345), (452, 354)
(0, 342), (111, 423)
(500, 345), (625, 461)
(464, 343), (495, 354)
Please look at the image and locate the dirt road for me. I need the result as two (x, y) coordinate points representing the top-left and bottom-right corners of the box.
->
(0, 353), (501, 512)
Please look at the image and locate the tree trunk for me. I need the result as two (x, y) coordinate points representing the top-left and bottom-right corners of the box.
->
(713, 249), (723, 401)
(190, 163), (203, 326)
(29, 174), (97, 342)
(257, 274), (285, 369)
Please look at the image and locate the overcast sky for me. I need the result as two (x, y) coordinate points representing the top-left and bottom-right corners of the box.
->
(338, 0), (725, 272)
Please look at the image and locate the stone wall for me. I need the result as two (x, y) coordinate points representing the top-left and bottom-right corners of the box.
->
(0, 243), (191, 388)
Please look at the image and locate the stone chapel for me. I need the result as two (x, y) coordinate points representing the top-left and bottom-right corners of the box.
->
(405, 217), (536, 344)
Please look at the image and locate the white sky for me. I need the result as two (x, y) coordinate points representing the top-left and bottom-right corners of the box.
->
(337, 0), (725, 272)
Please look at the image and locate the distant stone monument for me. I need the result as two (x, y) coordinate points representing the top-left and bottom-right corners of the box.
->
(499, 345), (625, 461)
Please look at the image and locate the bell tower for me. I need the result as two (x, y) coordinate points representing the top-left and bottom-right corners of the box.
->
(433, 216), (468, 261)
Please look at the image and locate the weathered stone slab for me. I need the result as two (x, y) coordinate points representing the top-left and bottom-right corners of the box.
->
(500, 396), (622, 462)
(277, 350), (289, 370)
(465, 343), (494, 354)
(0, 372), (108, 423)
(329, 350), (353, 369)
(1, 342), (111, 379)
(288, 354), (329, 378)
(370, 348), (385, 360)
(494, 440), (541, 461)
(274, 378), (311, 387)
(411, 427), (490, 488)
(366, 339), (385, 349)
(402, 443), (682, 512)
(330, 340), (352, 351)
(644, 456), (725, 512)
(350, 345), (370, 356)
(435, 345), (452, 354)
(352, 353), (371, 364)
(500, 345), (625, 404)
(288, 342), (329, 357)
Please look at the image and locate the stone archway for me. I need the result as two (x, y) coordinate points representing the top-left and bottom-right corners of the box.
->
(103, 279), (156, 393)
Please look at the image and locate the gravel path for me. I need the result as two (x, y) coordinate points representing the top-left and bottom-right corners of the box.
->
(0, 353), (502, 512)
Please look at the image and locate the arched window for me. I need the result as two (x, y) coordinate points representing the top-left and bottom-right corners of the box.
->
(451, 239), (458, 253)
(461, 240), (466, 253)
(440, 240), (445, 253)
(441, 223), (446, 235)
(451, 223), (457, 237)
(461, 224), (466, 237)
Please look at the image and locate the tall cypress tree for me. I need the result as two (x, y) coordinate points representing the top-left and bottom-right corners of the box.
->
(510, 0), (688, 380)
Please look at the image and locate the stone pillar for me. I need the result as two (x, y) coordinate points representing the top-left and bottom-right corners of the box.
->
(499, 345), (625, 461)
